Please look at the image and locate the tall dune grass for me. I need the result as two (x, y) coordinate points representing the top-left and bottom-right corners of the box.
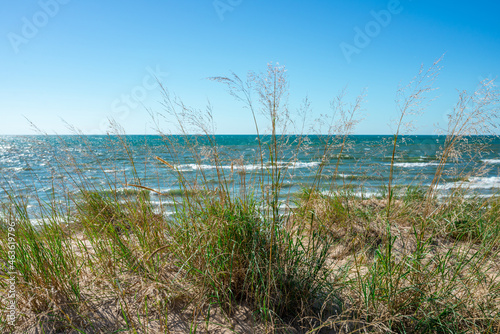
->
(0, 62), (499, 333)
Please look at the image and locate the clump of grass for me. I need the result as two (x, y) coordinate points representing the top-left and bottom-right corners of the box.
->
(153, 63), (345, 329)
(166, 195), (341, 327)
(436, 194), (500, 246)
(295, 187), (500, 333)
(402, 185), (427, 205)
(0, 201), (85, 333)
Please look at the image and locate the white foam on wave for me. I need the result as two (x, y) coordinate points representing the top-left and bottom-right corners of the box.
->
(175, 163), (258, 171)
(146, 187), (175, 195)
(149, 199), (175, 205)
(27, 217), (69, 226)
(483, 159), (500, 164)
(287, 161), (321, 169)
(463, 194), (497, 199)
(437, 176), (500, 190)
(2, 166), (33, 173)
(175, 161), (321, 172)
(390, 162), (439, 168)
(104, 169), (126, 173)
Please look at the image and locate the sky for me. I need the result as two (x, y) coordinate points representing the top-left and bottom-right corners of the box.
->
(1, 0), (499, 135)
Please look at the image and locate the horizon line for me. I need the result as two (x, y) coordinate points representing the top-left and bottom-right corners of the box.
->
(1, 133), (497, 137)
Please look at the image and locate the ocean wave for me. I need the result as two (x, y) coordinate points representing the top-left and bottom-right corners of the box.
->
(103, 168), (128, 173)
(287, 161), (321, 169)
(2, 166), (24, 172)
(390, 162), (440, 168)
(437, 176), (500, 190)
(175, 161), (321, 171)
(149, 199), (175, 205)
(175, 163), (259, 171)
(483, 159), (500, 164)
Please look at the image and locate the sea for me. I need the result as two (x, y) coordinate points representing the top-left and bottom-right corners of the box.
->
(1, 135), (499, 222)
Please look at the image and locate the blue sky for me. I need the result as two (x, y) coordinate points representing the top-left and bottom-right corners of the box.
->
(1, 0), (499, 135)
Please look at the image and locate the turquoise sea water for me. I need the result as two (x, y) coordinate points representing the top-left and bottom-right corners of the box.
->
(1, 135), (499, 220)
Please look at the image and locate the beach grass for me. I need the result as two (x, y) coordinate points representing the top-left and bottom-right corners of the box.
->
(1, 62), (499, 333)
